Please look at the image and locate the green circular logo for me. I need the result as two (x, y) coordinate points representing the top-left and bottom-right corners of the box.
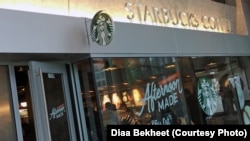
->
(197, 77), (218, 116)
(91, 10), (114, 46)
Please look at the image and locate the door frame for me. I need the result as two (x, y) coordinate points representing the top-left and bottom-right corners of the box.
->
(8, 61), (86, 141)
(28, 61), (77, 141)
(9, 62), (28, 141)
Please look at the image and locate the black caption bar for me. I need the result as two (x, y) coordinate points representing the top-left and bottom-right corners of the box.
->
(107, 125), (249, 140)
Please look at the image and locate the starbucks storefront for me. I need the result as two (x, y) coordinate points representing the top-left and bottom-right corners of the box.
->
(0, 0), (250, 141)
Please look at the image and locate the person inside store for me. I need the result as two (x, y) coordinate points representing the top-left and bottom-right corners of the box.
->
(119, 102), (140, 125)
(220, 84), (235, 116)
(185, 88), (198, 125)
(101, 102), (120, 133)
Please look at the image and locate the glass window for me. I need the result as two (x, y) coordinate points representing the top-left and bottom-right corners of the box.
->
(14, 66), (37, 141)
(75, 56), (249, 141)
(180, 56), (244, 125)
(93, 57), (190, 129)
(232, 57), (250, 125)
(76, 59), (103, 141)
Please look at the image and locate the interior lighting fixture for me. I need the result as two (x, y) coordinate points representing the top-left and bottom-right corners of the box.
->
(20, 101), (27, 108)
(112, 92), (122, 109)
(165, 64), (175, 69)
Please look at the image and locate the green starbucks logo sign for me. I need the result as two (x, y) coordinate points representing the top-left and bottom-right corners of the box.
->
(91, 10), (114, 46)
(197, 77), (218, 116)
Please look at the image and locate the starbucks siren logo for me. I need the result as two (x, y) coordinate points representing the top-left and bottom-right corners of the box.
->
(91, 10), (114, 46)
(197, 77), (218, 116)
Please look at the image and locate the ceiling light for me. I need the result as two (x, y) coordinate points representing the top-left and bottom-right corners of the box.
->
(20, 101), (27, 108)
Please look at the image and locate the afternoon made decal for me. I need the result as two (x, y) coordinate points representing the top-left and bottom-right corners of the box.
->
(138, 72), (183, 125)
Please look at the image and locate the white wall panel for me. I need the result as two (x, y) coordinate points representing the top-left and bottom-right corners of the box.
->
(89, 22), (177, 56)
(0, 9), (89, 53)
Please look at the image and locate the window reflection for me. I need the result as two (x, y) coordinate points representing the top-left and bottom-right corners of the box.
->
(93, 57), (189, 127)
(76, 56), (250, 141)
(184, 57), (244, 124)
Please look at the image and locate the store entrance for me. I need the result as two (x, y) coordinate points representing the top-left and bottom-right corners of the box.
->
(14, 61), (77, 141)
(28, 61), (77, 141)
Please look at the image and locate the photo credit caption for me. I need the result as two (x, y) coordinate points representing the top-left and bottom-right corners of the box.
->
(107, 125), (249, 140)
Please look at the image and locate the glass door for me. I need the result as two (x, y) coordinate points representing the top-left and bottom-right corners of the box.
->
(28, 61), (77, 141)
(14, 65), (37, 141)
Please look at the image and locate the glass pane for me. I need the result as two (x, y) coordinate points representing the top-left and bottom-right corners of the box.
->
(42, 73), (71, 141)
(178, 57), (204, 124)
(0, 65), (17, 141)
(93, 57), (189, 128)
(231, 57), (250, 125)
(15, 66), (37, 141)
(191, 56), (243, 124)
(76, 59), (102, 141)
